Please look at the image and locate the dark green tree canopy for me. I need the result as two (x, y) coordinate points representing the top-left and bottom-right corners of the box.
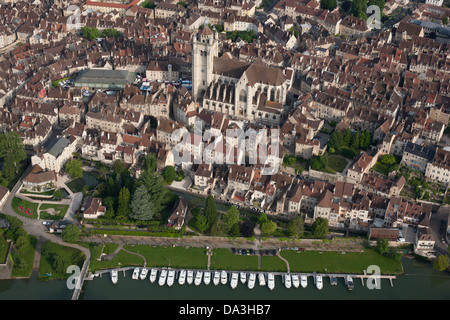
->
(130, 185), (156, 221)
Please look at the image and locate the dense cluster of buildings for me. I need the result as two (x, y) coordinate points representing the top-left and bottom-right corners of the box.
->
(0, 0), (449, 256)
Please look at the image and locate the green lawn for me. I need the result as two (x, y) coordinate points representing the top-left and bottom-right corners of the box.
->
(11, 236), (37, 278)
(281, 249), (403, 274)
(39, 241), (85, 280)
(327, 156), (348, 173)
(124, 245), (208, 269)
(259, 255), (287, 272)
(39, 203), (69, 220)
(11, 197), (39, 219)
(210, 248), (258, 271)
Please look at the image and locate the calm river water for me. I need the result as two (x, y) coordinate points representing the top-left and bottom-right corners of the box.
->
(0, 258), (448, 300)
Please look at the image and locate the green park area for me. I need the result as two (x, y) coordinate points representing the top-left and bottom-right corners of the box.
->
(11, 235), (37, 278)
(281, 249), (403, 274)
(210, 248), (258, 271)
(326, 156), (349, 173)
(39, 241), (85, 280)
(39, 203), (69, 220)
(11, 197), (39, 219)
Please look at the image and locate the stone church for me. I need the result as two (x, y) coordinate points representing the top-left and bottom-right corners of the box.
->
(192, 25), (294, 126)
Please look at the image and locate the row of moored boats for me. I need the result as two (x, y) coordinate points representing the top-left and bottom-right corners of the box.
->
(111, 268), (355, 291)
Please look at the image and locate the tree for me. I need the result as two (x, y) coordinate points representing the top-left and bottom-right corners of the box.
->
(287, 217), (304, 238)
(351, 0), (367, 20)
(380, 154), (396, 166)
(81, 26), (101, 40)
(343, 128), (352, 147)
(15, 235), (30, 252)
(328, 130), (344, 150)
(204, 195), (218, 229)
(195, 213), (209, 234)
(443, 15), (449, 25)
(130, 185), (155, 220)
(433, 255), (449, 271)
(0, 132), (26, 180)
(113, 160), (126, 177)
(143, 152), (157, 173)
(223, 206), (240, 230)
(320, 0), (337, 10)
(311, 217), (329, 238)
(103, 196), (116, 219)
(137, 170), (172, 216)
(376, 239), (389, 256)
(341, 0), (352, 12)
(65, 159), (83, 179)
(116, 187), (131, 220)
(261, 220), (277, 235)
(351, 130), (360, 151)
(368, 0), (385, 12)
(360, 130), (371, 150)
(62, 224), (80, 243)
(54, 189), (63, 200)
(163, 166), (177, 185)
(52, 255), (70, 276)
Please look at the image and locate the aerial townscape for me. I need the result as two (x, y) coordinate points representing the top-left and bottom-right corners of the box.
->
(0, 0), (448, 302)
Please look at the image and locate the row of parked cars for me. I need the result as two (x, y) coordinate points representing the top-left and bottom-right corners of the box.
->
(230, 248), (278, 256)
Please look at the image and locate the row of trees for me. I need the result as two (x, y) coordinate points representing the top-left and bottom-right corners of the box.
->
(0, 132), (27, 184)
(328, 128), (371, 157)
(340, 0), (385, 21)
(81, 27), (122, 40)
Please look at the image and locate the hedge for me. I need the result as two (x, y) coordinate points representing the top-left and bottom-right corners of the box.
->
(87, 229), (180, 238)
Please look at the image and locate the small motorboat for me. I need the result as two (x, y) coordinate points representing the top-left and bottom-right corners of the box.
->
(149, 269), (157, 283)
(187, 270), (194, 285)
(240, 272), (247, 284)
(230, 272), (239, 289)
(258, 273), (266, 286)
(284, 274), (292, 289)
(292, 274), (300, 288)
(267, 273), (275, 291)
(248, 273), (256, 289)
(158, 269), (167, 286)
(167, 270), (175, 287)
(213, 271), (220, 286)
(132, 267), (140, 280)
(220, 271), (228, 285)
(204, 271), (211, 285)
(178, 270), (186, 285)
(300, 275), (308, 288)
(330, 275), (337, 286)
(316, 274), (323, 290)
(194, 271), (203, 286)
(346, 275), (354, 291)
(140, 268), (148, 280)
(111, 270), (118, 284)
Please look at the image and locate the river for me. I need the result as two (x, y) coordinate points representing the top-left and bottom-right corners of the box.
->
(0, 258), (448, 300)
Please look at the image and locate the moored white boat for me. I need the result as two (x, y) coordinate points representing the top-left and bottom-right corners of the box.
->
(230, 272), (239, 289)
(132, 267), (140, 280)
(140, 268), (148, 280)
(258, 273), (266, 286)
(284, 274), (292, 289)
(111, 270), (118, 284)
(292, 274), (300, 288)
(316, 274), (323, 290)
(213, 271), (220, 286)
(204, 271), (211, 285)
(248, 273), (256, 290)
(158, 269), (167, 286)
(346, 275), (354, 291)
(220, 271), (228, 285)
(149, 268), (157, 283)
(187, 270), (194, 285)
(194, 271), (203, 286)
(267, 273), (275, 291)
(167, 270), (175, 287)
(178, 270), (186, 285)
(300, 275), (308, 288)
(240, 272), (247, 284)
